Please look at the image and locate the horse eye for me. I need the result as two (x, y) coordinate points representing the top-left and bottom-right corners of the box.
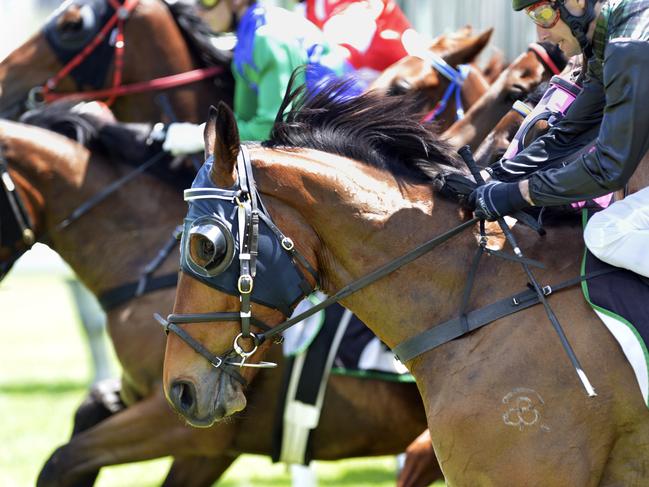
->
(187, 223), (230, 274)
(199, 239), (215, 261)
(388, 79), (412, 96)
(57, 6), (84, 34)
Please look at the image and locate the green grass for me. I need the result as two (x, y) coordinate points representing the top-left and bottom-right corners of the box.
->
(0, 265), (444, 486)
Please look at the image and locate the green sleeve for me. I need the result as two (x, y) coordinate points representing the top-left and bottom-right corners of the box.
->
(234, 34), (306, 141)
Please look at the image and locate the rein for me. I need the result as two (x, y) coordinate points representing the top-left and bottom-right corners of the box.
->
(30, 0), (224, 108)
(421, 54), (470, 123)
(156, 144), (481, 377)
(53, 149), (185, 311)
(161, 145), (607, 397)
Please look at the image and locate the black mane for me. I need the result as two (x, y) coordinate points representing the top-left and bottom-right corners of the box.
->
(264, 72), (464, 184)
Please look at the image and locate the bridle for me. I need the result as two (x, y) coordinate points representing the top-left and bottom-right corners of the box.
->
(0, 145), (36, 280)
(421, 53), (470, 123)
(28, 0), (224, 108)
(155, 145), (479, 382)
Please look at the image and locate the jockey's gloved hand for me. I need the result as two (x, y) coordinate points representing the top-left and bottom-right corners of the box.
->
(468, 181), (530, 221)
(437, 173), (477, 206)
(149, 122), (205, 156)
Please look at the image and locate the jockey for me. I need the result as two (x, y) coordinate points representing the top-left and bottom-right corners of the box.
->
(468, 0), (649, 278)
(299, 0), (412, 78)
(161, 0), (357, 152)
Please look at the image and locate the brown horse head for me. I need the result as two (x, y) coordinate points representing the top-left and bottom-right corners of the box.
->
(0, 119), (89, 278)
(369, 28), (492, 132)
(163, 101), (320, 426)
(0, 0), (233, 123)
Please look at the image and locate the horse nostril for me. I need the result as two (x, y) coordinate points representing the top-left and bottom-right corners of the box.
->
(170, 380), (196, 415)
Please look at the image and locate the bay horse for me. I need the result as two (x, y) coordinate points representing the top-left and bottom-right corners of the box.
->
(0, 0), (234, 123)
(162, 81), (649, 484)
(369, 28), (493, 132)
(442, 42), (566, 150)
(0, 110), (435, 486)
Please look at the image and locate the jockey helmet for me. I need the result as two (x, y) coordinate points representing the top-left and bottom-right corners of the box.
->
(513, 1), (598, 57)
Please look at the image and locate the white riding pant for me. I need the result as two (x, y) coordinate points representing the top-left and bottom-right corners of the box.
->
(583, 185), (649, 278)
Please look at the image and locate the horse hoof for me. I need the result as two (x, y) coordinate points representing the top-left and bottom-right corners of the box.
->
(37, 445), (99, 487)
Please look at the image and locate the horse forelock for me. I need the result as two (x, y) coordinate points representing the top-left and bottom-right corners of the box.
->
(264, 72), (465, 186)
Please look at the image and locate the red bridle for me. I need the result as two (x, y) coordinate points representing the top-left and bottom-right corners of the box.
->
(528, 42), (561, 75)
(38, 0), (224, 106)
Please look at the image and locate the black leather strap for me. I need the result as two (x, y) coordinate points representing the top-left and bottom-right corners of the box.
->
(393, 268), (616, 363)
(99, 273), (178, 311)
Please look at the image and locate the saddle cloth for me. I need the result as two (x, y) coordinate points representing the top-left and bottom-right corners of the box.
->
(582, 214), (649, 407)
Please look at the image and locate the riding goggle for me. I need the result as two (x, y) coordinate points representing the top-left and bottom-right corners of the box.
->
(526, 1), (561, 29)
(197, 0), (221, 10)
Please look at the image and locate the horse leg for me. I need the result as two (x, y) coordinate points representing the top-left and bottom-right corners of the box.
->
(72, 378), (124, 435)
(47, 378), (127, 487)
(37, 390), (239, 487)
(162, 455), (238, 487)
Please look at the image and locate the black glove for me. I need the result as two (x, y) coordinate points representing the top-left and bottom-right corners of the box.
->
(436, 173), (477, 206)
(468, 181), (530, 221)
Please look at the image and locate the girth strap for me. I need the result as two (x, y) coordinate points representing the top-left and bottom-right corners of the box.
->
(393, 268), (616, 363)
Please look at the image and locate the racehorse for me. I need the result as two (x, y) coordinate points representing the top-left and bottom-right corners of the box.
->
(442, 42), (566, 150)
(369, 28), (493, 132)
(0, 110), (435, 486)
(0, 0), (234, 123)
(162, 80), (649, 484)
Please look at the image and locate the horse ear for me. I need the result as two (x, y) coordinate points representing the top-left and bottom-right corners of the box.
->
(442, 28), (493, 67)
(205, 102), (240, 187)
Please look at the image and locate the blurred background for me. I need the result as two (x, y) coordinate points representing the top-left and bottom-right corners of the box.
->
(0, 1), (537, 486)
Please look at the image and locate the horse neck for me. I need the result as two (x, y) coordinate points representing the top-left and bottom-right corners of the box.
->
(254, 147), (480, 349)
(8, 126), (185, 294)
(111, 0), (232, 123)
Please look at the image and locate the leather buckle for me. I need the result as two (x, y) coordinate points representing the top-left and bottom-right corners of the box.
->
(238, 274), (253, 294)
(281, 237), (294, 251)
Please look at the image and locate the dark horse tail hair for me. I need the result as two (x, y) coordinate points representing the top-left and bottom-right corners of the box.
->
(265, 67), (465, 185)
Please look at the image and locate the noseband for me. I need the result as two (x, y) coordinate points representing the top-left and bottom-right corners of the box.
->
(0, 145), (35, 279)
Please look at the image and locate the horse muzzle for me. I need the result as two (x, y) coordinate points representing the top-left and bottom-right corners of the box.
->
(167, 369), (247, 427)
